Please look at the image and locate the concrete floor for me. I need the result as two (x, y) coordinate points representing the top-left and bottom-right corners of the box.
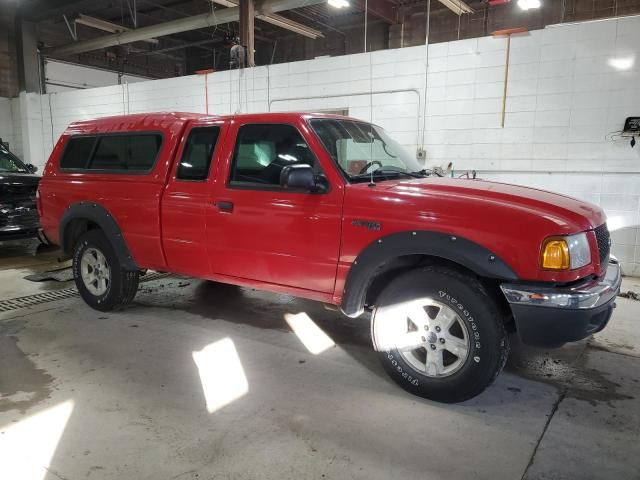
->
(0, 240), (639, 480)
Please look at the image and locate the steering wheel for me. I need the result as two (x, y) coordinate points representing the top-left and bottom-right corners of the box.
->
(357, 160), (383, 174)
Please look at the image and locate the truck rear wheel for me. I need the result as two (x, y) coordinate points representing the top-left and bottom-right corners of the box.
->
(371, 266), (509, 403)
(72, 230), (139, 312)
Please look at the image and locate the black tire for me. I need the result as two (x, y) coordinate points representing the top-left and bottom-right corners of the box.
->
(371, 266), (509, 403)
(72, 229), (139, 312)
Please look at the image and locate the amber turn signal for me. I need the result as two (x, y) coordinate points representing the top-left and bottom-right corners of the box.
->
(541, 239), (570, 270)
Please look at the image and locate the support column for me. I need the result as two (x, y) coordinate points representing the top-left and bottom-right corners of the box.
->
(16, 20), (42, 93)
(239, 0), (255, 67)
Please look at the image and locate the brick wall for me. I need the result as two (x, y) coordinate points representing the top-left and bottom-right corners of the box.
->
(18, 15), (640, 275)
(0, 6), (18, 98)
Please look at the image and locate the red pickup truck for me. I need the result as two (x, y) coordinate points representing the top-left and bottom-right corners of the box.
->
(38, 112), (621, 403)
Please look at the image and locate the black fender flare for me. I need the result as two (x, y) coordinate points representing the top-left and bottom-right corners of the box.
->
(59, 202), (138, 271)
(340, 230), (518, 317)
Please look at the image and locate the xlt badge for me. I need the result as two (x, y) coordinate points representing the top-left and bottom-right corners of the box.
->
(351, 219), (381, 231)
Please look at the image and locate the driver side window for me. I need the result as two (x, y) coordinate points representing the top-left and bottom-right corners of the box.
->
(229, 123), (320, 187)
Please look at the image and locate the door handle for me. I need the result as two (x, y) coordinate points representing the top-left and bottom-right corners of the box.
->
(215, 200), (234, 212)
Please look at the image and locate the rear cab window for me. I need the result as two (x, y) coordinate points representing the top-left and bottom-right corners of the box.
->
(176, 127), (221, 181)
(60, 136), (96, 169)
(60, 133), (163, 173)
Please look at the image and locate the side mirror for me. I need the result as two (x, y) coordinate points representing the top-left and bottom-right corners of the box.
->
(26, 164), (38, 173)
(280, 164), (325, 192)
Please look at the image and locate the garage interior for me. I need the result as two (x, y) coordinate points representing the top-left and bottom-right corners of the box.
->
(1, 0), (640, 478)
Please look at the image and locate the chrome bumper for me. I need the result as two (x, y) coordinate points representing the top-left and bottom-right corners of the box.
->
(500, 259), (622, 310)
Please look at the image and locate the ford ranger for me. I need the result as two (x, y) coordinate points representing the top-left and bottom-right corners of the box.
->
(37, 112), (621, 403)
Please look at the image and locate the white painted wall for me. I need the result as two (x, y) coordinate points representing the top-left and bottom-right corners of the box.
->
(45, 60), (150, 93)
(14, 15), (640, 275)
(10, 97), (24, 160)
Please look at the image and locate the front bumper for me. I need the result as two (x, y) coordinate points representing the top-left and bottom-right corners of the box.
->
(500, 260), (622, 347)
(0, 226), (39, 241)
(0, 207), (40, 241)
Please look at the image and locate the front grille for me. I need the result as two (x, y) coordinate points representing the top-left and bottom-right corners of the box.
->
(0, 206), (39, 229)
(594, 223), (610, 265)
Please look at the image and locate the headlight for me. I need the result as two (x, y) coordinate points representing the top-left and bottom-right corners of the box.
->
(541, 233), (591, 270)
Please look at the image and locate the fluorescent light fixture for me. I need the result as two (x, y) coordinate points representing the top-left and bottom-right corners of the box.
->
(285, 312), (335, 355)
(75, 14), (159, 44)
(608, 55), (635, 71)
(328, 0), (349, 9)
(192, 338), (249, 413)
(257, 13), (323, 39)
(437, 0), (474, 15)
(75, 14), (125, 33)
(517, 0), (541, 10)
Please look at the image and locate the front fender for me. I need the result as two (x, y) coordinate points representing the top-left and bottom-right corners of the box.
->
(340, 230), (518, 317)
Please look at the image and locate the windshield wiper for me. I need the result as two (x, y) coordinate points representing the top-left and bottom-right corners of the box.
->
(350, 169), (430, 184)
(372, 168), (428, 178)
(350, 170), (408, 181)
(410, 169), (432, 177)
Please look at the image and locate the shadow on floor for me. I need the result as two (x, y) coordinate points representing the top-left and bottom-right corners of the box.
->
(131, 278), (590, 395)
(0, 238), (64, 272)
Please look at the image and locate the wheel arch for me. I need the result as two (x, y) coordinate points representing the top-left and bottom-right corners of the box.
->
(59, 202), (138, 271)
(340, 230), (518, 318)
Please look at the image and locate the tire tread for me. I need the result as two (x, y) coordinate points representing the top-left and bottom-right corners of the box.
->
(73, 230), (139, 312)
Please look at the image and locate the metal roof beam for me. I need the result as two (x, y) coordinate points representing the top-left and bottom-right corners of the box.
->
(352, 0), (397, 24)
(211, 0), (323, 38)
(42, 0), (326, 57)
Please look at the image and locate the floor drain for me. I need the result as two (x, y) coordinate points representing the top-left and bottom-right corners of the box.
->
(140, 272), (171, 283)
(0, 272), (172, 313)
(0, 288), (78, 312)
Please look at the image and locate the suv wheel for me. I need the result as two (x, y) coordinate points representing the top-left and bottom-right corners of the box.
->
(73, 230), (139, 312)
(371, 266), (509, 403)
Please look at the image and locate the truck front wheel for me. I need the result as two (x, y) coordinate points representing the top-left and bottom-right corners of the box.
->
(73, 230), (139, 312)
(371, 267), (509, 403)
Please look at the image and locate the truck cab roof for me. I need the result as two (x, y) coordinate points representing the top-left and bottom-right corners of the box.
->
(66, 111), (362, 133)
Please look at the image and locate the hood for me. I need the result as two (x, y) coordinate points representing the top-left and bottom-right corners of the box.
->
(344, 176), (608, 283)
(384, 177), (605, 233)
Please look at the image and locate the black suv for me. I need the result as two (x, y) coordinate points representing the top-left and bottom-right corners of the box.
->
(0, 140), (40, 241)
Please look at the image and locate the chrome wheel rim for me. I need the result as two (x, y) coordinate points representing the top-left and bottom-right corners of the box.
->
(80, 247), (111, 296)
(374, 298), (470, 378)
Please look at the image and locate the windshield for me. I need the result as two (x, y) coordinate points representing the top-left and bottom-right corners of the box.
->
(309, 118), (424, 183)
(0, 144), (29, 173)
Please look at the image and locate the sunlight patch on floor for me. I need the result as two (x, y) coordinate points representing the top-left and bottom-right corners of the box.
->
(0, 399), (74, 480)
(284, 312), (335, 355)
(193, 338), (249, 413)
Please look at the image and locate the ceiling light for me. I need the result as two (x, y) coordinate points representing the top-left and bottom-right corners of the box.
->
(75, 14), (158, 44)
(517, 0), (541, 10)
(328, 0), (349, 8)
(256, 13), (323, 39)
(437, 0), (473, 15)
(75, 14), (125, 34)
(608, 56), (635, 71)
